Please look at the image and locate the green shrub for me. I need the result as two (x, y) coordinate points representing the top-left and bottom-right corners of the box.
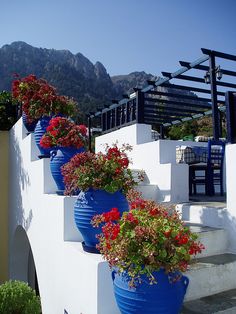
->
(0, 91), (18, 131)
(0, 280), (41, 314)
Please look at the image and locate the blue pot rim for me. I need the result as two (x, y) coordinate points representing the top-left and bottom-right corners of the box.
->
(80, 188), (123, 194)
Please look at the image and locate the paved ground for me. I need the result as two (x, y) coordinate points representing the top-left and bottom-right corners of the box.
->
(182, 289), (236, 313)
(189, 194), (226, 205)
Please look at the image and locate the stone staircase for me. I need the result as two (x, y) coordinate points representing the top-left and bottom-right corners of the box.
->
(133, 170), (236, 311)
(177, 204), (236, 313)
(129, 170), (236, 312)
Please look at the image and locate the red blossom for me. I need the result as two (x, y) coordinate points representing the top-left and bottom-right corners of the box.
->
(189, 242), (205, 255)
(102, 222), (120, 240)
(130, 198), (147, 210)
(126, 212), (139, 224)
(40, 117), (88, 149)
(175, 234), (189, 245)
(103, 207), (120, 222)
(164, 230), (172, 238)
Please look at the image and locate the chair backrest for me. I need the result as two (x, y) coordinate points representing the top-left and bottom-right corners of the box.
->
(207, 139), (225, 167)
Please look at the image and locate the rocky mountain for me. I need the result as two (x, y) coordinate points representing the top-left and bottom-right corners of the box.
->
(0, 41), (154, 120)
(111, 71), (155, 96)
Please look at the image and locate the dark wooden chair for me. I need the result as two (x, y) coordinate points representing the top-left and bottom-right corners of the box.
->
(189, 140), (225, 196)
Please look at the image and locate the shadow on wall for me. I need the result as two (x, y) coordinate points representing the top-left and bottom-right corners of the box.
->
(200, 207), (236, 253)
(222, 213), (236, 253)
(9, 128), (33, 231)
(9, 128), (35, 287)
(136, 185), (169, 203)
(11, 225), (38, 292)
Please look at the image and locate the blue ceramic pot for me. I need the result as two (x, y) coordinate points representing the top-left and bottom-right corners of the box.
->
(22, 112), (38, 133)
(74, 189), (129, 253)
(50, 147), (85, 194)
(112, 269), (189, 314)
(34, 116), (51, 158)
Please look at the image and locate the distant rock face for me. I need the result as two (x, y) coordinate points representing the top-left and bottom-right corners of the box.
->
(0, 41), (154, 118)
(111, 71), (156, 96)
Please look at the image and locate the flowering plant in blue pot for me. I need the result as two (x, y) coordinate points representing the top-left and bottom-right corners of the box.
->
(61, 144), (137, 195)
(12, 74), (77, 124)
(61, 144), (141, 252)
(92, 194), (205, 313)
(12, 74), (78, 156)
(40, 116), (88, 193)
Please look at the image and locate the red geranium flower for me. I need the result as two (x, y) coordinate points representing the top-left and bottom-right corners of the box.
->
(40, 117), (88, 149)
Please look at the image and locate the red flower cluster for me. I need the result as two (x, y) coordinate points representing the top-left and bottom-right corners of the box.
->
(175, 233), (189, 245)
(103, 207), (120, 222)
(130, 198), (146, 210)
(61, 144), (137, 195)
(189, 242), (205, 255)
(40, 117), (87, 149)
(12, 74), (77, 122)
(102, 222), (120, 241)
(125, 212), (139, 224)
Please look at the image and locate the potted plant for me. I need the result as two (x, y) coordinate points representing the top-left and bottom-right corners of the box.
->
(40, 116), (88, 193)
(12, 74), (77, 157)
(92, 195), (204, 313)
(61, 144), (140, 253)
(0, 280), (41, 314)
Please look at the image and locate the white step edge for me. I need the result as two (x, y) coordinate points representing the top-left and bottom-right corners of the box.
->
(185, 253), (236, 302)
(185, 223), (228, 258)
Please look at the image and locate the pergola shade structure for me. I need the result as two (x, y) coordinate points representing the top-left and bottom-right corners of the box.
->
(89, 49), (236, 148)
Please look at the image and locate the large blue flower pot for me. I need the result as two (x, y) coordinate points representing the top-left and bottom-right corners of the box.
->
(112, 269), (189, 314)
(22, 112), (38, 133)
(34, 116), (51, 158)
(74, 189), (129, 253)
(50, 147), (85, 194)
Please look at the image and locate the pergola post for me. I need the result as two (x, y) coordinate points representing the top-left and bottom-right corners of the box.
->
(160, 125), (165, 139)
(209, 54), (220, 140)
(136, 90), (145, 123)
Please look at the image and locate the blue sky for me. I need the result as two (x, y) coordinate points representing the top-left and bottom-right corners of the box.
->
(1, 0), (236, 76)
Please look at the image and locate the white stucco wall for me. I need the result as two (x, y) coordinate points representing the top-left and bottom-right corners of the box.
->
(96, 124), (189, 203)
(95, 123), (152, 149)
(225, 143), (236, 252)
(8, 119), (119, 314)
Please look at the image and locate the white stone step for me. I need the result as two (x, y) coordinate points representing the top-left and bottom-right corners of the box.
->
(62, 242), (119, 314)
(131, 168), (150, 184)
(176, 202), (227, 228)
(185, 253), (236, 302)
(185, 223), (228, 258)
(136, 183), (161, 202)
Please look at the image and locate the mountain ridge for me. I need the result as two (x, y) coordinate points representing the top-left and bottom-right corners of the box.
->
(0, 41), (155, 119)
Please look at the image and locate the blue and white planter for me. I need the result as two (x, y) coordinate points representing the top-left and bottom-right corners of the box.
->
(50, 147), (85, 194)
(74, 189), (129, 253)
(22, 112), (38, 133)
(112, 269), (189, 314)
(34, 116), (52, 158)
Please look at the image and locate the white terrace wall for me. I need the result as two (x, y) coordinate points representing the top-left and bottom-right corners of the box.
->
(0, 131), (9, 283)
(225, 143), (236, 252)
(8, 119), (120, 314)
(95, 123), (227, 201)
(96, 123), (205, 203)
